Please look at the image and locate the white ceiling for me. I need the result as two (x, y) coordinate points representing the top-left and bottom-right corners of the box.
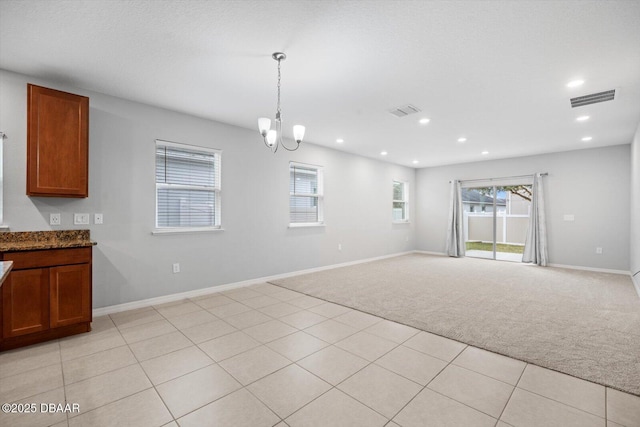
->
(1, 0), (639, 167)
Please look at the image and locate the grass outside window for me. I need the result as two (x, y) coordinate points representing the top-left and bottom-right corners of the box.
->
(465, 241), (525, 254)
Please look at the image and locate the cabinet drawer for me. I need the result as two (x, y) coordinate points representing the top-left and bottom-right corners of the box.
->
(3, 247), (91, 269)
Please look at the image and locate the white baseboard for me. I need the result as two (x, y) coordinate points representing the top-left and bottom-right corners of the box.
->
(413, 250), (447, 256)
(632, 273), (640, 299)
(93, 251), (413, 317)
(547, 263), (630, 275)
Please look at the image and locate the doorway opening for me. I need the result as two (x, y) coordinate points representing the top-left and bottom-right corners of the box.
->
(461, 184), (532, 262)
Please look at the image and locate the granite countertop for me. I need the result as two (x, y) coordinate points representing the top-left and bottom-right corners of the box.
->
(0, 261), (12, 285)
(0, 230), (97, 252)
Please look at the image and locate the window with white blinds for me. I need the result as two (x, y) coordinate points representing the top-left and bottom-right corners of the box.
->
(155, 140), (221, 231)
(290, 162), (323, 225)
(393, 180), (409, 222)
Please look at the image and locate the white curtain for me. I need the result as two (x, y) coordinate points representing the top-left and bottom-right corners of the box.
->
(446, 180), (465, 257)
(523, 173), (548, 266)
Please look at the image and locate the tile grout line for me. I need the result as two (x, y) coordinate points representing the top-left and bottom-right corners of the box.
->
(81, 297), (317, 425)
(276, 322), (409, 424)
(283, 324), (422, 423)
(494, 361), (528, 424)
(119, 317), (180, 425)
(0, 340), (67, 407)
(382, 343), (470, 424)
(604, 387), (607, 423)
(62, 319), (165, 423)
(512, 366), (608, 421)
(514, 385), (608, 421)
(93, 289), (448, 424)
(164, 285), (316, 424)
(59, 339), (70, 427)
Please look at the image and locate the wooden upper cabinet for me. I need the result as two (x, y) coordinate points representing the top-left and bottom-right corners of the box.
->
(27, 84), (89, 197)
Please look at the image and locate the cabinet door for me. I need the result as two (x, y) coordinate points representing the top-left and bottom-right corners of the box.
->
(27, 84), (89, 197)
(50, 264), (91, 328)
(2, 269), (50, 337)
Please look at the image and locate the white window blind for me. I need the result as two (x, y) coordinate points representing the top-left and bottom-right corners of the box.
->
(155, 140), (221, 230)
(290, 162), (323, 225)
(393, 180), (408, 222)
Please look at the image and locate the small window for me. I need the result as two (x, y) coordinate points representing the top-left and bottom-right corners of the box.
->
(393, 180), (409, 222)
(155, 140), (221, 231)
(290, 162), (323, 226)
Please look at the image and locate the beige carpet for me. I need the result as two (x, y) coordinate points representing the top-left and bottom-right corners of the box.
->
(270, 253), (640, 396)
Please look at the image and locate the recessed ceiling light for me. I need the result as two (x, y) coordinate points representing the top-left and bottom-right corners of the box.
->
(336, 138), (344, 143)
(412, 160), (419, 164)
(576, 115), (590, 122)
(380, 151), (388, 156)
(457, 137), (467, 143)
(481, 151), (489, 155)
(581, 136), (593, 142)
(567, 79), (585, 88)
(419, 118), (430, 124)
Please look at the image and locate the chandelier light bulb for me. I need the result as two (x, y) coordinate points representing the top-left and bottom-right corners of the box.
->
(293, 125), (306, 143)
(266, 130), (277, 146)
(258, 118), (271, 136)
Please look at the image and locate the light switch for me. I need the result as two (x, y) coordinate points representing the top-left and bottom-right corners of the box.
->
(94, 213), (103, 224)
(563, 214), (575, 221)
(74, 213), (90, 225)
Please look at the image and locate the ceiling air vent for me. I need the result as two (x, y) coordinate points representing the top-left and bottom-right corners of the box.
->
(570, 90), (616, 108)
(389, 104), (421, 118)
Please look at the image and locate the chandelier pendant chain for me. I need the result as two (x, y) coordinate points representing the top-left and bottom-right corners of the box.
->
(276, 58), (282, 120)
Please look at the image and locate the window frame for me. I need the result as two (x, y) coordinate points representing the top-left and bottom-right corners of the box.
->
(289, 161), (324, 228)
(392, 180), (409, 223)
(153, 139), (222, 235)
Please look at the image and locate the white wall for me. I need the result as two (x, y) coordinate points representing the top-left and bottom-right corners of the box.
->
(416, 146), (631, 271)
(0, 70), (416, 308)
(631, 123), (640, 279)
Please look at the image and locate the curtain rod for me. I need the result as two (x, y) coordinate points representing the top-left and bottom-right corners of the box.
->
(449, 173), (548, 184)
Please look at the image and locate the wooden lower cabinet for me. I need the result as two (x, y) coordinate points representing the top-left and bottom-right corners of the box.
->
(50, 264), (91, 328)
(2, 268), (49, 337)
(0, 247), (92, 351)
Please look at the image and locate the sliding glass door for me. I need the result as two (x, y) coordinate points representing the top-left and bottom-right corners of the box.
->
(462, 184), (532, 262)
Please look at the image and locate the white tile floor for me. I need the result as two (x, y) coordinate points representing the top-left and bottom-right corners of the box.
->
(1, 282), (639, 427)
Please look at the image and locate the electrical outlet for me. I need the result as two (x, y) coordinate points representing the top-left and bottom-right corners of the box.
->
(74, 213), (90, 225)
(563, 214), (575, 221)
(50, 213), (61, 226)
(338, 243), (342, 251)
(596, 247), (603, 254)
(94, 213), (103, 224)
(172, 263), (180, 273)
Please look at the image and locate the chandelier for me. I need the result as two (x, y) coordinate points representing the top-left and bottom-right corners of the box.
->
(258, 52), (305, 152)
